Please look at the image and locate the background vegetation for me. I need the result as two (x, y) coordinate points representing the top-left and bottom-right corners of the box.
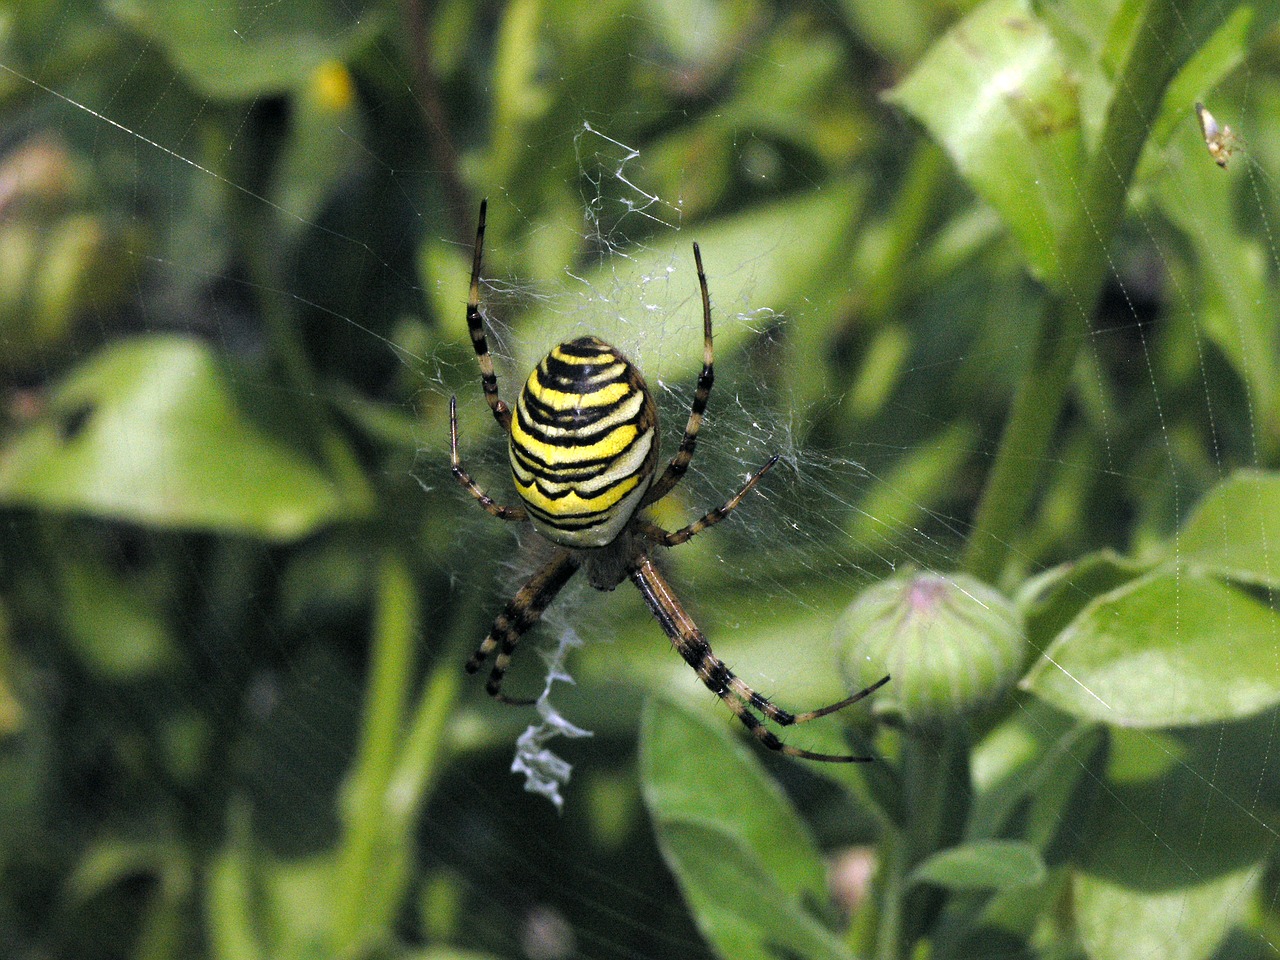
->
(3, 0), (1280, 958)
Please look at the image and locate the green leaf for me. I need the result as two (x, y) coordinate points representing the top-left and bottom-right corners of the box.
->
(57, 549), (177, 679)
(969, 706), (1106, 857)
(1178, 470), (1280, 589)
(0, 336), (373, 540)
(910, 840), (1046, 891)
(652, 820), (855, 960)
(641, 695), (829, 904)
(1073, 866), (1259, 960)
(1151, 3), (1279, 149)
(1022, 571), (1280, 727)
(107, 0), (381, 99)
(640, 697), (854, 960)
(887, 0), (1084, 285)
(507, 180), (867, 387)
(1076, 727), (1271, 889)
(1017, 549), (1153, 652)
(1065, 717), (1271, 960)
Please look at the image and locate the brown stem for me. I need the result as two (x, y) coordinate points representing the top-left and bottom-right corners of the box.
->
(400, 0), (472, 245)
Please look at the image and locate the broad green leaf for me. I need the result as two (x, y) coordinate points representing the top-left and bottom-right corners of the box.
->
(57, 550), (177, 679)
(0, 336), (373, 540)
(1105, 727), (1185, 785)
(1074, 866), (1259, 960)
(887, 0), (1084, 285)
(641, 695), (829, 905)
(652, 820), (855, 960)
(1033, 0), (1127, 147)
(969, 706), (1106, 857)
(1075, 726), (1272, 893)
(1178, 470), (1280, 589)
(1022, 571), (1280, 727)
(107, 0), (382, 99)
(507, 180), (867, 387)
(1167, 711), (1280, 830)
(641, 697), (855, 960)
(1017, 549), (1152, 653)
(911, 840), (1046, 891)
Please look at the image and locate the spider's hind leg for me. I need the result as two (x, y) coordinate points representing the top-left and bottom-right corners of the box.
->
(466, 548), (580, 705)
(629, 553), (884, 763)
(758, 674), (892, 727)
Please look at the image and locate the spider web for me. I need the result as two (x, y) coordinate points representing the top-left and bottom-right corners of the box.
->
(2, 4), (1279, 960)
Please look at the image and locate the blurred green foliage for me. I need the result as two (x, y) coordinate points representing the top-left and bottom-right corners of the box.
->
(3, 0), (1280, 958)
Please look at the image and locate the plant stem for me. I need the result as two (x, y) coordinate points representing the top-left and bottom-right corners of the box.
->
(333, 550), (419, 956)
(873, 727), (971, 959)
(874, 830), (909, 960)
(963, 0), (1188, 582)
(863, 140), (950, 326)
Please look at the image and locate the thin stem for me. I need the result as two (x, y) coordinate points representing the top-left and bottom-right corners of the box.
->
(386, 650), (464, 834)
(333, 550), (419, 956)
(399, 0), (472, 245)
(863, 139), (950, 325)
(872, 728), (972, 960)
(963, 0), (1188, 581)
(873, 831), (909, 960)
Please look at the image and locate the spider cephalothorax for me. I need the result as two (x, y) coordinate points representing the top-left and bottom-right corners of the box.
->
(449, 200), (888, 762)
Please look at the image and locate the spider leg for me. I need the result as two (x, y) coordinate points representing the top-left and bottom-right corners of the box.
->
(450, 396), (528, 521)
(466, 548), (579, 705)
(642, 242), (714, 507)
(642, 455), (779, 547)
(768, 673), (891, 725)
(629, 553), (881, 763)
(468, 199), (513, 433)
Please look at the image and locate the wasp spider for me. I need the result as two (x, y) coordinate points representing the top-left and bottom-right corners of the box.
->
(450, 201), (889, 762)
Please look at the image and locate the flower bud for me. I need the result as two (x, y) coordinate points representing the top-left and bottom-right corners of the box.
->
(835, 572), (1024, 729)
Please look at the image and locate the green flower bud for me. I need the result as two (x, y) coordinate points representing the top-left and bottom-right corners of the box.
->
(836, 572), (1024, 729)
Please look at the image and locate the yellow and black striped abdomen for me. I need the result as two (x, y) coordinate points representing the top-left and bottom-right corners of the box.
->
(509, 336), (659, 548)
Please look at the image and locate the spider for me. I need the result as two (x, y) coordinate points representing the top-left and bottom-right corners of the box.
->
(450, 200), (889, 762)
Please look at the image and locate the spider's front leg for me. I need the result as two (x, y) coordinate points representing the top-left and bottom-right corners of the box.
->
(467, 199), (513, 433)
(643, 242), (716, 507)
(450, 396), (528, 522)
(466, 548), (580, 704)
(629, 553), (885, 763)
(640, 455), (779, 548)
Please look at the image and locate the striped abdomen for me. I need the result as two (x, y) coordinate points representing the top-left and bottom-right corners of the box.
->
(509, 336), (659, 548)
